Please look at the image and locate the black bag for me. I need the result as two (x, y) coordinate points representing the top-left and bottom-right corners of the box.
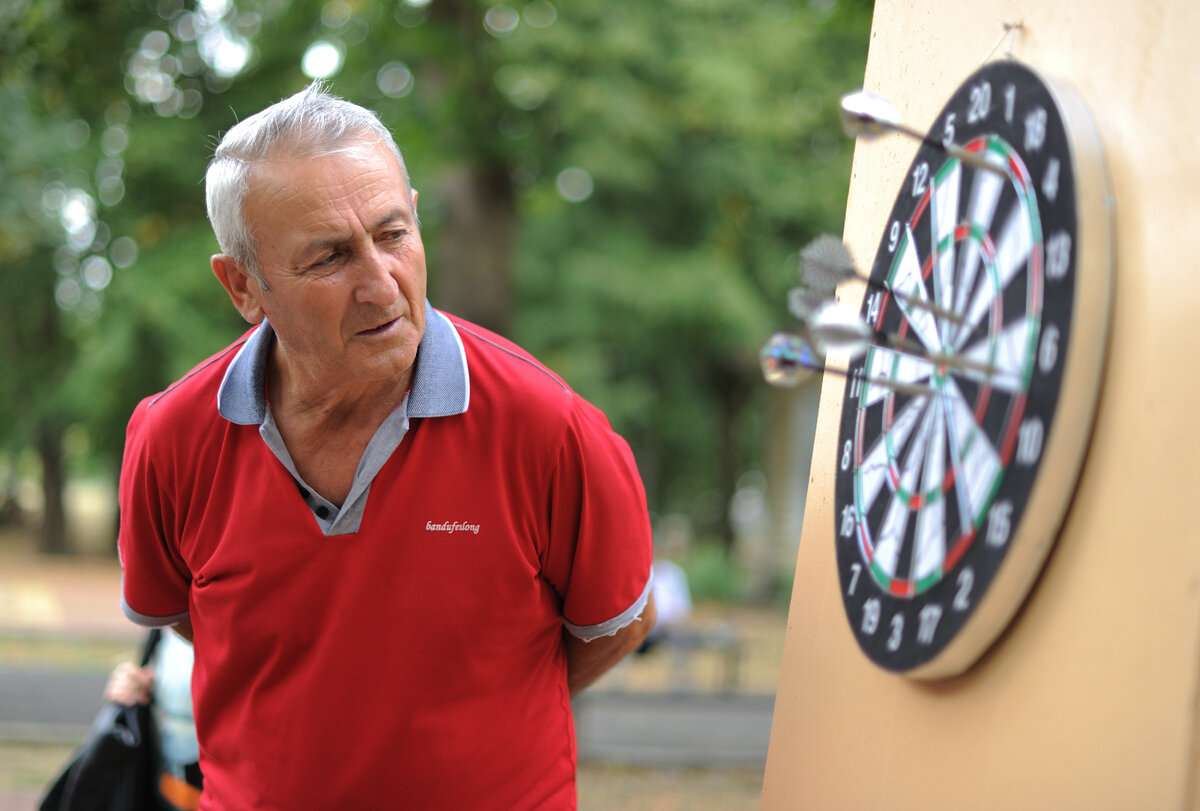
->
(39, 630), (162, 811)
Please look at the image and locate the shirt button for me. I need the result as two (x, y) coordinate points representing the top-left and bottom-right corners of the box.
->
(315, 506), (331, 520)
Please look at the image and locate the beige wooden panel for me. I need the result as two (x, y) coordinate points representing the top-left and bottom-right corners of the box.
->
(763, 1), (1200, 808)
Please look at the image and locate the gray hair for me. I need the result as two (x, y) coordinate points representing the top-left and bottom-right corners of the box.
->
(205, 82), (412, 279)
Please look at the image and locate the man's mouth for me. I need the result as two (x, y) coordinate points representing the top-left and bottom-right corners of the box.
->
(357, 316), (401, 337)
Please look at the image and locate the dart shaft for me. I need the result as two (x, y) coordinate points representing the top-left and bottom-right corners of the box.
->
(859, 274), (966, 325)
(875, 331), (996, 376)
(795, 232), (967, 326)
(808, 357), (936, 397)
(761, 332), (940, 397)
(888, 121), (1008, 178)
(840, 90), (1008, 179)
(928, 135), (1008, 178)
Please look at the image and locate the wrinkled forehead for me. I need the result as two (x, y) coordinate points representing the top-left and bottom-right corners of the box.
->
(255, 150), (414, 243)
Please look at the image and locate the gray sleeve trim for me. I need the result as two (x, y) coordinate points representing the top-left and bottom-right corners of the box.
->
(564, 572), (654, 642)
(121, 596), (190, 628)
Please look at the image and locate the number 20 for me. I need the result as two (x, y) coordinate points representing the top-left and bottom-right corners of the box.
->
(967, 82), (992, 123)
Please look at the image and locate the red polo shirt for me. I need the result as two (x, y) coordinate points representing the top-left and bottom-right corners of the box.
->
(119, 304), (653, 810)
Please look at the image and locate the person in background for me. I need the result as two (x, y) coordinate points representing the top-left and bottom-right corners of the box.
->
(116, 82), (655, 810)
(638, 558), (693, 653)
(105, 630), (201, 811)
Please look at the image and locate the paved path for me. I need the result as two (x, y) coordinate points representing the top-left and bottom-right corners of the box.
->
(0, 669), (110, 743)
(1, 665), (773, 764)
(576, 691), (773, 767)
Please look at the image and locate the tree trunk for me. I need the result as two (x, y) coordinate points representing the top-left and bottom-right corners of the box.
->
(432, 163), (515, 334)
(37, 425), (69, 555)
(713, 363), (751, 555)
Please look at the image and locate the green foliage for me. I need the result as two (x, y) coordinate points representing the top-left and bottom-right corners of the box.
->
(506, 0), (873, 530)
(684, 541), (744, 603)
(1, 0), (873, 552)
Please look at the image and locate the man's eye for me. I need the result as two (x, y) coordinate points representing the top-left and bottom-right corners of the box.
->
(382, 230), (406, 242)
(315, 251), (342, 267)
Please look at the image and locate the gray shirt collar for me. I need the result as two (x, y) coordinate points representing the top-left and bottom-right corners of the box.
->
(217, 300), (470, 425)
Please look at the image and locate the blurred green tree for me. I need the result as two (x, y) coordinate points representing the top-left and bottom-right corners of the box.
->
(2, 0), (872, 556)
(0, 0), (142, 552)
(498, 0), (872, 547)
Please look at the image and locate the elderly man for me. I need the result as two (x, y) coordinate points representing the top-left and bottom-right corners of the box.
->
(118, 83), (655, 810)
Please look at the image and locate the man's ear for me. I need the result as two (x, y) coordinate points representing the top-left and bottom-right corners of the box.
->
(211, 254), (265, 324)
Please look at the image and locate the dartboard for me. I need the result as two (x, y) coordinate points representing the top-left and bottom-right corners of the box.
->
(833, 60), (1112, 678)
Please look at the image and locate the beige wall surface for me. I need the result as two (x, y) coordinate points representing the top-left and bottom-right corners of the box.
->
(762, 1), (1200, 808)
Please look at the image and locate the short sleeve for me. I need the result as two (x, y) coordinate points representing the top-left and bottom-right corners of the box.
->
(543, 395), (653, 640)
(118, 398), (192, 627)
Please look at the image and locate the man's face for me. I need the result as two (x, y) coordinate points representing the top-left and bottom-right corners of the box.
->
(237, 137), (427, 392)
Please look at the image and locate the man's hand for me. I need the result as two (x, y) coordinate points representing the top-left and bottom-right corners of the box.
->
(105, 662), (154, 706)
(564, 593), (657, 696)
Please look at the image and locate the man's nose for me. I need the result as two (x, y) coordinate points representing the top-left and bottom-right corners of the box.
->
(353, 245), (401, 306)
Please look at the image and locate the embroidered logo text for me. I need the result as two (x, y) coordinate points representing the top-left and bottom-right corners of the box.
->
(426, 520), (481, 535)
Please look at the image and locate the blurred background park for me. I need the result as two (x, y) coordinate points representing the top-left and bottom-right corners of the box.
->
(1, 0), (873, 806)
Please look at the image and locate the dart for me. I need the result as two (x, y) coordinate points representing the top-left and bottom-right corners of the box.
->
(839, 89), (1008, 178)
(786, 285), (831, 321)
(759, 332), (936, 397)
(799, 235), (965, 325)
(801, 296), (997, 376)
